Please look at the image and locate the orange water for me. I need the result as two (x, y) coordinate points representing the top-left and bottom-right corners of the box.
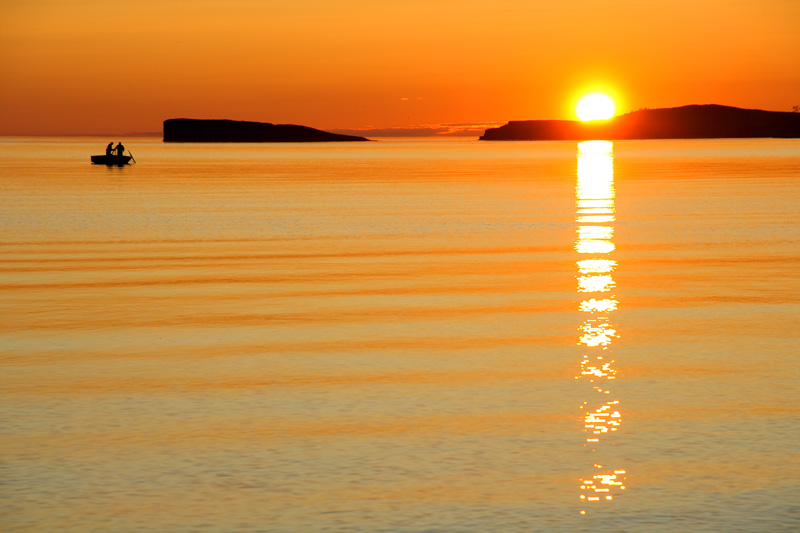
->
(1, 137), (799, 531)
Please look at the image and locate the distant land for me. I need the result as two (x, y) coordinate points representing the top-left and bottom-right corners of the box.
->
(163, 119), (370, 142)
(329, 124), (504, 138)
(480, 105), (800, 141)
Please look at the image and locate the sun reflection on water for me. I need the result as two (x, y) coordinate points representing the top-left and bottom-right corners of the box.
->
(579, 299), (618, 314)
(577, 274), (616, 294)
(577, 259), (616, 274)
(575, 140), (627, 511)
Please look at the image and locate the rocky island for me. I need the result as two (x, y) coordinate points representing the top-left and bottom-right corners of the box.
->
(163, 119), (370, 142)
(479, 105), (800, 141)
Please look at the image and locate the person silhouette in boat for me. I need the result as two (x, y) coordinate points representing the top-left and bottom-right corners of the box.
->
(106, 142), (114, 156)
(115, 142), (125, 157)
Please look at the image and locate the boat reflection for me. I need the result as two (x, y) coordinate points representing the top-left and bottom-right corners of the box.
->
(575, 140), (626, 511)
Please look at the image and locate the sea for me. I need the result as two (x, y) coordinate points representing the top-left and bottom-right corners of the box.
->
(1, 137), (798, 532)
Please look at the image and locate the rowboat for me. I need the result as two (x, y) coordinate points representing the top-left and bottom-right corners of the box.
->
(91, 154), (132, 165)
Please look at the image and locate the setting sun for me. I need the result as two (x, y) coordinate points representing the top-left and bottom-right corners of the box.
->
(576, 94), (616, 121)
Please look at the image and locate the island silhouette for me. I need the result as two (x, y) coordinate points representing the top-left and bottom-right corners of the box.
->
(480, 105), (800, 141)
(163, 119), (370, 142)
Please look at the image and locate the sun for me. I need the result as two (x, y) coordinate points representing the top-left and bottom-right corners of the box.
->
(576, 94), (616, 121)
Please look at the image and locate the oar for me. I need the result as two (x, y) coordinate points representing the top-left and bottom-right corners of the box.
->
(128, 151), (137, 164)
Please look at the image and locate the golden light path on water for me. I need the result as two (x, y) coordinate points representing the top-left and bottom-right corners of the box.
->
(574, 140), (626, 512)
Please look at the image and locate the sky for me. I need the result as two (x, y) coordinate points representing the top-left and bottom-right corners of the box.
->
(1, 0), (798, 135)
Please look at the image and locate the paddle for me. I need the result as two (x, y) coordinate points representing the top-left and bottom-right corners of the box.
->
(128, 151), (137, 164)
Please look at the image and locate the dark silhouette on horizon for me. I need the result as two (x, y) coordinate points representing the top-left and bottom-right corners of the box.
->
(163, 119), (370, 142)
(480, 105), (800, 141)
(92, 141), (132, 165)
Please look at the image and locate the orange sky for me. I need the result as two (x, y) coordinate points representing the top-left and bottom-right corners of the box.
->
(1, 0), (798, 135)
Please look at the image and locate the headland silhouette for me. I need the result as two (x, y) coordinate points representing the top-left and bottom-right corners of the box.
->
(163, 119), (370, 142)
(480, 105), (800, 141)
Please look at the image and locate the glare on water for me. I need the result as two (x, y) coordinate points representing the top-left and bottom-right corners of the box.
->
(574, 140), (626, 509)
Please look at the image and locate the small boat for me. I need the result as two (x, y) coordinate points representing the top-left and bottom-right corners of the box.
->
(91, 154), (132, 165)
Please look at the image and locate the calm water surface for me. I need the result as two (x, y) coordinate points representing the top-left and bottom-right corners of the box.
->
(1, 137), (799, 531)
